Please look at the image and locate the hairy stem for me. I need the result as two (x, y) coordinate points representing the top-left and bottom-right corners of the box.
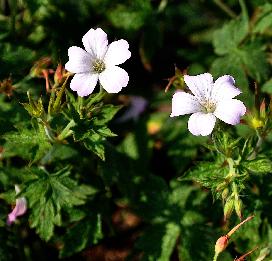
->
(214, 0), (237, 18)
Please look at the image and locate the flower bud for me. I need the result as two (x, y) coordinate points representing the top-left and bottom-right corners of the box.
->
(234, 198), (243, 220)
(221, 187), (229, 202)
(260, 99), (265, 116)
(216, 182), (227, 192)
(30, 57), (52, 78)
(214, 235), (229, 254)
(54, 64), (65, 85)
(224, 197), (234, 221)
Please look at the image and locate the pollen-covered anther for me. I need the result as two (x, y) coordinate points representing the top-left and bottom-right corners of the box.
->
(203, 100), (216, 113)
(92, 59), (106, 73)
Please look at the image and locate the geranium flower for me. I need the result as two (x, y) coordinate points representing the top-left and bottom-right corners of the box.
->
(117, 95), (147, 122)
(7, 185), (27, 225)
(65, 28), (131, 96)
(170, 73), (246, 136)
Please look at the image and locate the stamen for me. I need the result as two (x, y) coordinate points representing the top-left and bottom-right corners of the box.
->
(202, 100), (216, 113)
(92, 60), (106, 73)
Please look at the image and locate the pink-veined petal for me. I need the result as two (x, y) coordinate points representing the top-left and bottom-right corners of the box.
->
(82, 28), (108, 59)
(184, 73), (214, 101)
(7, 185), (27, 225)
(212, 75), (241, 101)
(99, 66), (129, 93)
(188, 112), (216, 136)
(14, 198), (27, 216)
(170, 91), (201, 117)
(214, 99), (246, 125)
(7, 198), (27, 225)
(70, 73), (98, 97)
(65, 46), (92, 73)
(104, 39), (131, 66)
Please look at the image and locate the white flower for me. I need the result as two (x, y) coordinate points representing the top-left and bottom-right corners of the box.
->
(170, 73), (246, 136)
(7, 185), (27, 225)
(65, 28), (131, 97)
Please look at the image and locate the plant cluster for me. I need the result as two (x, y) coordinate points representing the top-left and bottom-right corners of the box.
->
(0, 0), (272, 260)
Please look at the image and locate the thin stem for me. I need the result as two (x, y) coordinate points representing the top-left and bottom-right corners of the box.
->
(235, 247), (258, 261)
(255, 129), (263, 151)
(214, 0), (237, 18)
(57, 119), (75, 141)
(43, 123), (55, 142)
(248, 129), (263, 160)
(226, 157), (236, 176)
(227, 215), (254, 237)
(213, 252), (219, 261)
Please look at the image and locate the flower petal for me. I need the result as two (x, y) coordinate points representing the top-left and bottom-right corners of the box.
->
(99, 66), (129, 93)
(14, 198), (27, 216)
(212, 75), (241, 101)
(65, 46), (92, 73)
(170, 91), (201, 117)
(70, 73), (98, 97)
(82, 28), (108, 59)
(184, 73), (214, 101)
(214, 99), (246, 125)
(188, 112), (216, 136)
(104, 39), (131, 66)
(7, 197), (27, 225)
(117, 96), (147, 122)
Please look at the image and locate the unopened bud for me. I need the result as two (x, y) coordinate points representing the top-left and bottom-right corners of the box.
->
(30, 57), (52, 78)
(234, 198), (243, 220)
(54, 64), (65, 85)
(260, 99), (266, 119)
(224, 197), (234, 221)
(215, 235), (229, 254)
(221, 188), (229, 202)
(216, 182), (227, 192)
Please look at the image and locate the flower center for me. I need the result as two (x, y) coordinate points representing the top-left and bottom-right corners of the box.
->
(92, 59), (105, 73)
(202, 100), (216, 113)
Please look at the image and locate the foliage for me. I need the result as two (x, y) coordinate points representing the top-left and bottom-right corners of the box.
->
(0, 0), (272, 261)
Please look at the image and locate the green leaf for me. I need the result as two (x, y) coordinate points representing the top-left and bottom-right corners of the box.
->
(68, 102), (120, 160)
(3, 124), (51, 163)
(178, 225), (215, 260)
(92, 104), (122, 125)
(60, 214), (103, 258)
(135, 222), (180, 261)
(182, 161), (227, 189)
(0, 44), (35, 78)
(239, 42), (269, 82)
(242, 157), (272, 174)
(213, 19), (248, 56)
(262, 78), (272, 94)
(22, 167), (93, 241)
(96, 126), (117, 138)
(212, 1), (248, 55)
(253, 3), (272, 34)
(211, 40), (269, 104)
(107, 0), (152, 31)
(83, 131), (106, 160)
(30, 198), (56, 241)
(211, 54), (249, 97)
